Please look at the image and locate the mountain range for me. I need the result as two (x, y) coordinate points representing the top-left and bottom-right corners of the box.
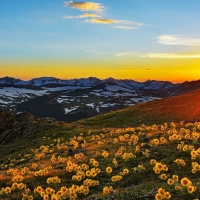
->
(0, 76), (174, 88)
(0, 76), (200, 122)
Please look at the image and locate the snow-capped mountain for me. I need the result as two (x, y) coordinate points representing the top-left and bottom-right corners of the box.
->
(0, 76), (177, 90)
(0, 76), (199, 122)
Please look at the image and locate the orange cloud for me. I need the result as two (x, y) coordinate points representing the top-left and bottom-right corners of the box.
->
(64, 1), (104, 12)
(85, 18), (117, 24)
(81, 13), (98, 17)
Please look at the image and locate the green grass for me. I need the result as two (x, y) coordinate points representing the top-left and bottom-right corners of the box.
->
(0, 120), (200, 200)
(1, 91), (200, 199)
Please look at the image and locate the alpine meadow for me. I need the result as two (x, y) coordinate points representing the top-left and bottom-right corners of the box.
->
(1, 1), (200, 200)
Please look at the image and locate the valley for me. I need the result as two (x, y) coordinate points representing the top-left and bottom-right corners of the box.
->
(1, 76), (199, 122)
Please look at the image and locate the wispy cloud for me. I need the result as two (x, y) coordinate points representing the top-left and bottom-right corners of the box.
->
(141, 53), (200, 59)
(114, 52), (136, 57)
(85, 18), (117, 24)
(157, 35), (200, 46)
(85, 49), (109, 55)
(63, 1), (146, 30)
(115, 20), (146, 29)
(85, 18), (147, 27)
(85, 50), (136, 57)
(115, 26), (134, 29)
(63, 13), (100, 19)
(81, 13), (99, 18)
(119, 20), (145, 26)
(64, 1), (104, 12)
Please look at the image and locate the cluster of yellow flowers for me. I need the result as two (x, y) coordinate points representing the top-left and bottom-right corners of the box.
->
(7, 168), (23, 175)
(129, 134), (138, 144)
(191, 161), (200, 174)
(112, 158), (118, 166)
(22, 193), (34, 200)
(173, 159), (186, 166)
(66, 160), (80, 172)
(101, 150), (109, 158)
(46, 176), (61, 184)
(91, 134), (101, 141)
(1, 121), (200, 199)
(119, 168), (129, 176)
(180, 177), (196, 194)
(142, 149), (150, 157)
(150, 138), (160, 146)
(152, 162), (168, 174)
(151, 124), (159, 131)
(121, 152), (135, 160)
(177, 141), (185, 150)
(135, 145), (140, 152)
(12, 174), (24, 182)
(182, 144), (194, 151)
(114, 146), (126, 157)
(134, 164), (145, 172)
(103, 186), (113, 195)
(34, 153), (45, 160)
(74, 153), (84, 161)
(69, 138), (79, 149)
(191, 148), (200, 160)
(118, 135), (125, 142)
(50, 154), (67, 164)
(11, 182), (27, 190)
(34, 185), (86, 200)
(83, 179), (99, 187)
(111, 175), (123, 182)
(89, 158), (99, 167)
(155, 188), (171, 200)
(168, 134), (182, 141)
(72, 170), (85, 181)
(0, 187), (12, 195)
(85, 168), (100, 178)
(159, 136), (168, 144)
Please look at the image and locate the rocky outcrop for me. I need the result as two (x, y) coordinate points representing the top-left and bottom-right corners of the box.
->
(0, 110), (40, 145)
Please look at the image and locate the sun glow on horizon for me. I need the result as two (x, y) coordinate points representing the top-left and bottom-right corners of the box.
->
(1, 1), (200, 83)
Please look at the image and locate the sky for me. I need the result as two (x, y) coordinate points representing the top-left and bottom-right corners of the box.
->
(1, 0), (200, 82)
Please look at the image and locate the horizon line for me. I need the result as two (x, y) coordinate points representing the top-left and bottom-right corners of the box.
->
(0, 75), (198, 84)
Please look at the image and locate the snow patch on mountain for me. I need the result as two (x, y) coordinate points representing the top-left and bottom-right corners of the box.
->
(86, 103), (95, 108)
(131, 96), (160, 103)
(0, 99), (10, 104)
(65, 106), (79, 114)
(0, 87), (48, 97)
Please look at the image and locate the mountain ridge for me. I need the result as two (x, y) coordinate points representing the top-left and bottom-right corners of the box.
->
(1, 76), (200, 123)
(0, 76), (178, 89)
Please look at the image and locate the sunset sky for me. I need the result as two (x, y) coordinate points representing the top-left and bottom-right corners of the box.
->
(1, 0), (200, 82)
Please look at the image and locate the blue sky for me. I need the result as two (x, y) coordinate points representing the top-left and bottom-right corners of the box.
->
(1, 1), (200, 82)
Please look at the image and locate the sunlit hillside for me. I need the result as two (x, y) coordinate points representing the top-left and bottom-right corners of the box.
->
(0, 91), (200, 200)
(77, 89), (200, 128)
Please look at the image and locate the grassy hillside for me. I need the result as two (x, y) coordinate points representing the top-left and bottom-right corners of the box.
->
(77, 89), (200, 127)
(0, 91), (200, 199)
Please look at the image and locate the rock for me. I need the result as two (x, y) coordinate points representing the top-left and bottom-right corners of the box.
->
(67, 148), (74, 156)
(0, 110), (39, 145)
(74, 146), (87, 154)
